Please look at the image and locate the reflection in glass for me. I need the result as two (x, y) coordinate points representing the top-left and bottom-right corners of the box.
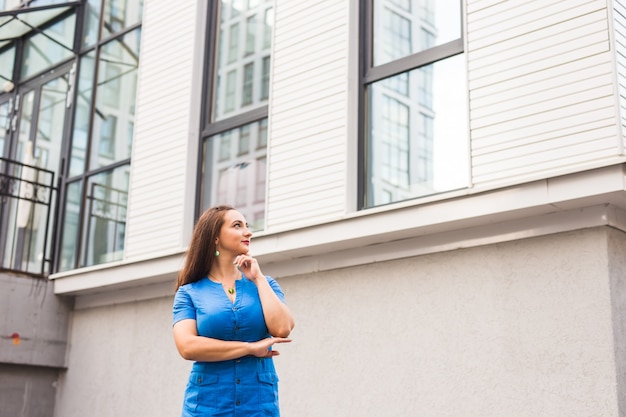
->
(212, 0), (273, 121)
(0, 155), (55, 275)
(373, 0), (460, 66)
(201, 119), (267, 231)
(58, 180), (81, 272)
(0, 100), (8, 154)
(0, 0), (21, 11)
(102, 0), (143, 38)
(366, 54), (468, 207)
(36, 74), (68, 173)
(90, 29), (140, 169)
(21, 14), (76, 79)
(82, 165), (129, 267)
(18, 91), (35, 155)
(0, 46), (15, 82)
(82, 0), (102, 47)
(70, 52), (96, 176)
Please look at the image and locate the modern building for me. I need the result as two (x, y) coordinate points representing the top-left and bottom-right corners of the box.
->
(1, 0), (625, 416)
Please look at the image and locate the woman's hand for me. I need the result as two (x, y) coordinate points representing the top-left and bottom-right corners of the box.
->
(249, 337), (292, 358)
(234, 253), (295, 338)
(234, 253), (262, 281)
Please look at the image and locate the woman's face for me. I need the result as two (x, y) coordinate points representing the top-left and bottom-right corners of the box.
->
(216, 210), (252, 256)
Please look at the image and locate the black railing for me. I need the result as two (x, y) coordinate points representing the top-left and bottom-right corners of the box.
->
(0, 157), (56, 277)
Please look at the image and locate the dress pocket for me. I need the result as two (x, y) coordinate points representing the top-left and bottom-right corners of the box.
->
(258, 372), (279, 416)
(184, 372), (220, 415)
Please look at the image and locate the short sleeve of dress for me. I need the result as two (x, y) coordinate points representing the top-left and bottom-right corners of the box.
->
(172, 286), (196, 326)
(266, 276), (286, 303)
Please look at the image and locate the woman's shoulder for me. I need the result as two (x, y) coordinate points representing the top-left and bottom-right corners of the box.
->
(178, 277), (211, 293)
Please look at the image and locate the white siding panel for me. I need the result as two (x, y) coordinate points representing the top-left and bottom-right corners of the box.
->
(468, 0), (606, 50)
(614, 0), (626, 151)
(467, 0), (622, 187)
(474, 127), (617, 168)
(473, 115), (616, 155)
(267, 0), (349, 230)
(472, 79), (614, 129)
(124, 1), (199, 259)
(472, 97), (614, 140)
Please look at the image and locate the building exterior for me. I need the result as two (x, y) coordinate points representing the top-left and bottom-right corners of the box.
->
(1, 0), (625, 416)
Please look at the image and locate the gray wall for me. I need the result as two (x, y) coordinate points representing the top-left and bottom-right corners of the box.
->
(0, 275), (72, 417)
(53, 227), (625, 417)
(0, 364), (59, 417)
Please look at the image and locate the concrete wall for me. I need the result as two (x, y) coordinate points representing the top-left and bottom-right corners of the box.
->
(52, 227), (624, 417)
(0, 275), (72, 417)
(0, 364), (59, 417)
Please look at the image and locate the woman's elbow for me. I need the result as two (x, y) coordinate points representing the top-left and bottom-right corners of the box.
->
(271, 321), (295, 338)
(176, 345), (194, 361)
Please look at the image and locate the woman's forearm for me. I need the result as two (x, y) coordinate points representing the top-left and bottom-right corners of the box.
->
(255, 279), (295, 337)
(175, 333), (252, 362)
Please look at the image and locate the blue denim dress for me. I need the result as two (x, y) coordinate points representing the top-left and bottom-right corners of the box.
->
(173, 276), (285, 417)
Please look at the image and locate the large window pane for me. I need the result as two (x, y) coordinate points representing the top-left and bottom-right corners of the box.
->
(0, 0), (21, 11)
(201, 119), (267, 231)
(365, 54), (468, 207)
(21, 14), (76, 79)
(58, 180), (81, 272)
(90, 28), (140, 169)
(373, 0), (461, 66)
(82, 0), (102, 48)
(82, 166), (128, 267)
(212, 0), (272, 121)
(0, 100), (9, 155)
(102, 0), (143, 38)
(0, 46), (15, 82)
(69, 52), (96, 176)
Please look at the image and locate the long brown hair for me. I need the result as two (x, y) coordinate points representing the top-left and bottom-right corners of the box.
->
(176, 205), (234, 290)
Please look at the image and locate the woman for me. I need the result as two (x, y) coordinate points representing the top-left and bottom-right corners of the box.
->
(173, 205), (295, 417)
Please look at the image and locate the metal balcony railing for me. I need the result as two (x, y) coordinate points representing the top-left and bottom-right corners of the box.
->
(0, 157), (56, 277)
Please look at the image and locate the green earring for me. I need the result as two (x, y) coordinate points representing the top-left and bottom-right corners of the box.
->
(215, 250), (220, 257)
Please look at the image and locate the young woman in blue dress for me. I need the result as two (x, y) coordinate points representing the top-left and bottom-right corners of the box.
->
(173, 205), (295, 416)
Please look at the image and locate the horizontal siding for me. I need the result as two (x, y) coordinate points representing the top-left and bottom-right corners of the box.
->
(614, 0), (626, 151)
(124, 1), (199, 259)
(467, 0), (621, 186)
(266, 0), (349, 231)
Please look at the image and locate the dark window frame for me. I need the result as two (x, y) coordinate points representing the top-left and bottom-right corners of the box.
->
(358, 0), (465, 210)
(196, 1), (269, 220)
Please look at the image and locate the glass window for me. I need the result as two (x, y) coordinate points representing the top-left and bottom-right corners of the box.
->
(21, 14), (76, 79)
(263, 8), (273, 49)
(201, 119), (267, 231)
(0, 100), (9, 154)
(373, 0), (461, 66)
(82, 0), (102, 47)
(363, 0), (467, 208)
(58, 180), (81, 272)
(69, 51), (96, 177)
(261, 55), (270, 100)
(57, 0), (143, 272)
(202, 1), (272, 230)
(211, 0), (272, 122)
(82, 166), (128, 267)
(0, 46), (15, 82)
(102, 0), (143, 38)
(227, 23), (239, 63)
(90, 28), (140, 169)
(242, 62), (254, 106)
(245, 14), (256, 55)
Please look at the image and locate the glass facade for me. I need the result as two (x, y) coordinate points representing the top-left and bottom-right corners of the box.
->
(59, 0), (142, 271)
(363, 0), (468, 208)
(0, 0), (143, 274)
(200, 0), (273, 230)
